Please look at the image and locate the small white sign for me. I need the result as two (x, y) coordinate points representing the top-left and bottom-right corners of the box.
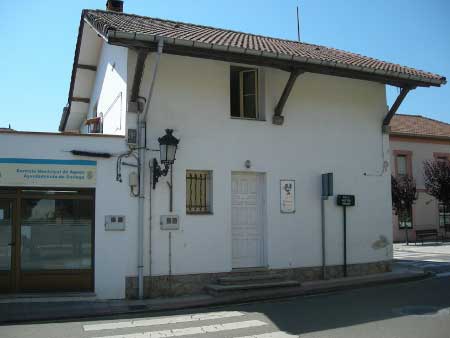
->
(280, 179), (295, 213)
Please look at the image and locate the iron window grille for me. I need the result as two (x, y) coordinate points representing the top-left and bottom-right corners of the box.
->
(186, 170), (212, 214)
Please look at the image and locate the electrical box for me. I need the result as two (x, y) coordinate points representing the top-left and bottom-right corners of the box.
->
(160, 215), (180, 230)
(129, 172), (138, 188)
(321, 173), (333, 197)
(105, 215), (126, 231)
(127, 128), (138, 146)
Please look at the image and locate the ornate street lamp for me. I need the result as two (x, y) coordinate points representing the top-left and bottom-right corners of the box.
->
(152, 129), (179, 189)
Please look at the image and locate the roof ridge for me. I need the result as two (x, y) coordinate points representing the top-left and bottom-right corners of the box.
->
(86, 9), (440, 78)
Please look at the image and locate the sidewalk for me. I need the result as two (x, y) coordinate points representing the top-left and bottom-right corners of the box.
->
(0, 267), (429, 324)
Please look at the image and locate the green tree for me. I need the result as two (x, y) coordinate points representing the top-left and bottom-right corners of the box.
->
(423, 159), (450, 235)
(391, 175), (417, 245)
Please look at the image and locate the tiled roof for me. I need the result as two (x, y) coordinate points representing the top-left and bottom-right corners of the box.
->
(390, 114), (450, 139)
(84, 9), (446, 86)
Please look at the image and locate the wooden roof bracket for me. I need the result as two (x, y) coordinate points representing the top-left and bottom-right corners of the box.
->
(272, 69), (304, 125)
(382, 86), (414, 133)
(129, 48), (149, 112)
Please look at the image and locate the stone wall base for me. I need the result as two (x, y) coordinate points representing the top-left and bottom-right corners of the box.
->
(125, 260), (392, 299)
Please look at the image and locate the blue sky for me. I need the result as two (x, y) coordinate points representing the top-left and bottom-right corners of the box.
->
(0, 0), (448, 131)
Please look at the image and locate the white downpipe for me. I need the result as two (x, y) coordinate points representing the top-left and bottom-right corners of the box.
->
(138, 38), (164, 299)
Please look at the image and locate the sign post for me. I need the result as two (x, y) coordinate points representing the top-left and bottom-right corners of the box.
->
(336, 194), (355, 277)
(321, 173), (333, 280)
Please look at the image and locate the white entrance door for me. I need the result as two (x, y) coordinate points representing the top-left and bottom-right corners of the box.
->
(231, 172), (265, 268)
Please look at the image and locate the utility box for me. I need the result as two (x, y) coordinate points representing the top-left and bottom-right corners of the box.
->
(105, 215), (126, 231)
(321, 173), (333, 197)
(160, 215), (180, 230)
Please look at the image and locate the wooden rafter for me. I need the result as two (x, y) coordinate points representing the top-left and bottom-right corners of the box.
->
(76, 64), (97, 71)
(383, 87), (412, 127)
(130, 49), (149, 103)
(72, 97), (90, 103)
(107, 38), (437, 88)
(273, 70), (304, 125)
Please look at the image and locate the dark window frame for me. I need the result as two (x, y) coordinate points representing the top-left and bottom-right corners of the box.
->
(230, 66), (259, 120)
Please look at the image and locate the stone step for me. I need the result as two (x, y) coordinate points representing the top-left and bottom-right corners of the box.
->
(206, 280), (301, 296)
(217, 273), (285, 285)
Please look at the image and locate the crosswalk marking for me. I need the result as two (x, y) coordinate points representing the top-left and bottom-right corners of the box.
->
(84, 311), (244, 331)
(235, 331), (299, 338)
(91, 319), (267, 338)
(435, 272), (450, 278)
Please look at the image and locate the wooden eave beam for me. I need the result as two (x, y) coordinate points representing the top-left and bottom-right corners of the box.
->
(107, 37), (437, 89)
(130, 49), (149, 103)
(273, 70), (304, 125)
(382, 87), (412, 130)
(72, 97), (90, 104)
(76, 64), (97, 71)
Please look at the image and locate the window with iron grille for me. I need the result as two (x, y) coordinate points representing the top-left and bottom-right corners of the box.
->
(186, 170), (212, 214)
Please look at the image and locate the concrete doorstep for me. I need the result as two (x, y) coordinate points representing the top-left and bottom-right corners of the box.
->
(0, 269), (429, 324)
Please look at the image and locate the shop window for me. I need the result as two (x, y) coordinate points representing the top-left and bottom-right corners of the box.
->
(20, 198), (93, 270)
(186, 170), (212, 214)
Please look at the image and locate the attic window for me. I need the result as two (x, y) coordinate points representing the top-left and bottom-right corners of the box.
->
(230, 66), (259, 119)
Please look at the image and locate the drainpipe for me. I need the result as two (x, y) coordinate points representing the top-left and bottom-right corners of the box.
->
(137, 38), (164, 299)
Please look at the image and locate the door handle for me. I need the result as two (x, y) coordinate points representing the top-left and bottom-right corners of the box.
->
(8, 242), (15, 246)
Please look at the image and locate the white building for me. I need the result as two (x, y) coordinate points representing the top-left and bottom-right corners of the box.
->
(0, 1), (446, 299)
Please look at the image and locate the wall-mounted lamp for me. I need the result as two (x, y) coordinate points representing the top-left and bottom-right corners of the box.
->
(152, 129), (179, 189)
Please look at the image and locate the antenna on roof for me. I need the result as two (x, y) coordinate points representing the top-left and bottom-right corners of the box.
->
(296, 4), (300, 42)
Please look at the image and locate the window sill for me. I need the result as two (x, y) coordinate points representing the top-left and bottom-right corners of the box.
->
(186, 212), (214, 216)
(230, 117), (266, 122)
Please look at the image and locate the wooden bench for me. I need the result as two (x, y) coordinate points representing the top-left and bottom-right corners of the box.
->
(415, 229), (439, 245)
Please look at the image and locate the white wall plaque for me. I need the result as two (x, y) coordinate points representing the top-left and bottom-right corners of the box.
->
(0, 158), (96, 188)
(280, 179), (295, 213)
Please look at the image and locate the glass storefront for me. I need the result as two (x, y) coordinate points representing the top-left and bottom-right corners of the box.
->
(21, 198), (93, 270)
(0, 189), (94, 293)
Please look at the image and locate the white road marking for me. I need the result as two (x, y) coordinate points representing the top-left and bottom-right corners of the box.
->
(435, 272), (450, 278)
(84, 311), (244, 331)
(91, 319), (267, 338)
(235, 331), (299, 338)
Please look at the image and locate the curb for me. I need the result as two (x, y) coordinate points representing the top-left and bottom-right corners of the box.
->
(0, 271), (431, 325)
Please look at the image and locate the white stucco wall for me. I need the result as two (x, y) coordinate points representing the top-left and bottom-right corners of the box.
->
(131, 53), (393, 278)
(83, 42), (128, 135)
(390, 137), (450, 241)
(0, 46), (395, 299)
(0, 132), (137, 299)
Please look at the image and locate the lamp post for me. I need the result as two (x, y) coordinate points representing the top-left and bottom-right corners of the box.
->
(152, 129), (179, 189)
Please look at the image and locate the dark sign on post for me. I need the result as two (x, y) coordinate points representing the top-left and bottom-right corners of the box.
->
(336, 194), (355, 278)
(337, 195), (355, 207)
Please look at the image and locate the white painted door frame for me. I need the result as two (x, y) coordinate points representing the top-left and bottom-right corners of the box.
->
(231, 171), (267, 269)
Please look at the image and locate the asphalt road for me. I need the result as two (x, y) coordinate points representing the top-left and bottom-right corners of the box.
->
(1, 275), (450, 338)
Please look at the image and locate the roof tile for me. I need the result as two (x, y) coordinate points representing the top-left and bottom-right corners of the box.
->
(84, 9), (445, 85)
(390, 114), (450, 139)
